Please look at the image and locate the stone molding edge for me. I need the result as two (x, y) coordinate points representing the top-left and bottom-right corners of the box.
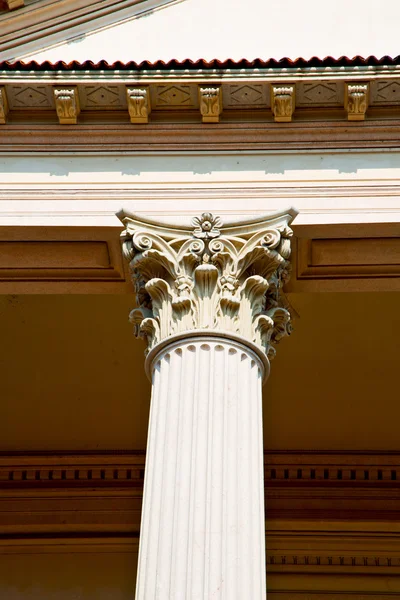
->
(1, 537), (400, 578)
(3, 68), (400, 82)
(119, 209), (297, 365)
(3, 121), (400, 152)
(0, 0), (178, 60)
(2, 452), (400, 486)
(266, 554), (400, 571)
(144, 331), (270, 381)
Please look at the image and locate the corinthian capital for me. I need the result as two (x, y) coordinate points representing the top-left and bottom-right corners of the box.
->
(118, 210), (297, 360)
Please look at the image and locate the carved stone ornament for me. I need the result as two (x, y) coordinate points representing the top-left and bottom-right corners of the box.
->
(5, 0), (24, 8)
(271, 84), (295, 122)
(119, 209), (297, 360)
(0, 87), (9, 124)
(199, 86), (222, 122)
(345, 82), (369, 121)
(126, 86), (151, 123)
(53, 87), (80, 124)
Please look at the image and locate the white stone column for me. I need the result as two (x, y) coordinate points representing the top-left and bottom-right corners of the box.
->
(119, 210), (297, 599)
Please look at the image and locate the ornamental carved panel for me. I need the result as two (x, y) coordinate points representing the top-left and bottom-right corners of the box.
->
(80, 85), (127, 109)
(7, 85), (55, 109)
(151, 84), (198, 109)
(223, 83), (269, 108)
(297, 82), (342, 106)
(371, 79), (400, 104)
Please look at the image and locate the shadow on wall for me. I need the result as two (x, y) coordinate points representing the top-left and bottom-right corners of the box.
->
(0, 151), (397, 179)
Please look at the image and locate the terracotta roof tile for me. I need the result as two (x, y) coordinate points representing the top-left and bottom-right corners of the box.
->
(1, 56), (400, 71)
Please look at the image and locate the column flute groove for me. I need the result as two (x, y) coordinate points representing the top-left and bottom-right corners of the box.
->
(119, 209), (297, 599)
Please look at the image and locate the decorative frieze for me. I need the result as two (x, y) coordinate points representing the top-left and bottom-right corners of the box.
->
(3, 452), (400, 487)
(345, 82), (369, 120)
(223, 83), (269, 107)
(370, 79), (400, 104)
(296, 81), (341, 106)
(53, 87), (80, 124)
(119, 210), (296, 360)
(199, 86), (222, 122)
(126, 86), (151, 123)
(7, 84), (54, 109)
(80, 84), (126, 109)
(2, 78), (400, 126)
(152, 84), (197, 109)
(0, 87), (9, 124)
(271, 84), (295, 122)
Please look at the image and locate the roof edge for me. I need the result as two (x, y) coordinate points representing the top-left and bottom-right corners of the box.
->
(1, 55), (400, 71)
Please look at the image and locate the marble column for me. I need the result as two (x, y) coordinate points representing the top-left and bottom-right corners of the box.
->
(119, 210), (297, 599)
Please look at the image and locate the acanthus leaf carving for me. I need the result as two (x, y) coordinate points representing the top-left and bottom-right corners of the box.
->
(271, 84), (295, 122)
(119, 209), (297, 359)
(53, 87), (80, 124)
(199, 86), (222, 123)
(345, 82), (369, 121)
(126, 87), (151, 123)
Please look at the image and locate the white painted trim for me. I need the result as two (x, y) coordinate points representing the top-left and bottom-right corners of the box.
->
(2, 66), (400, 84)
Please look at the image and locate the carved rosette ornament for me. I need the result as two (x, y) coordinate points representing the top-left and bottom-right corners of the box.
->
(119, 209), (297, 363)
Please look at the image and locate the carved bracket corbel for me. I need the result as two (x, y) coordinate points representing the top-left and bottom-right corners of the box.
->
(54, 87), (80, 125)
(199, 86), (222, 123)
(345, 82), (369, 121)
(0, 87), (9, 124)
(271, 84), (295, 122)
(126, 87), (151, 123)
(5, 0), (24, 8)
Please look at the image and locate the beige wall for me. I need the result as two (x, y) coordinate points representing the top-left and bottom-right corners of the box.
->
(0, 547), (138, 600)
(2, 291), (400, 452)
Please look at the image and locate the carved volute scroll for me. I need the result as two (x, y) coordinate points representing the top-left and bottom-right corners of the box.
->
(119, 209), (297, 360)
(345, 83), (369, 120)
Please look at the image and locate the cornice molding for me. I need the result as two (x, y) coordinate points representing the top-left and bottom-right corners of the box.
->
(2, 450), (400, 485)
(0, 0), (179, 61)
(1, 77), (400, 128)
(0, 76), (400, 131)
(2, 120), (400, 153)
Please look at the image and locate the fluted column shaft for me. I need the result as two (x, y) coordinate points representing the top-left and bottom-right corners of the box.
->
(135, 335), (266, 600)
(118, 209), (297, 598)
